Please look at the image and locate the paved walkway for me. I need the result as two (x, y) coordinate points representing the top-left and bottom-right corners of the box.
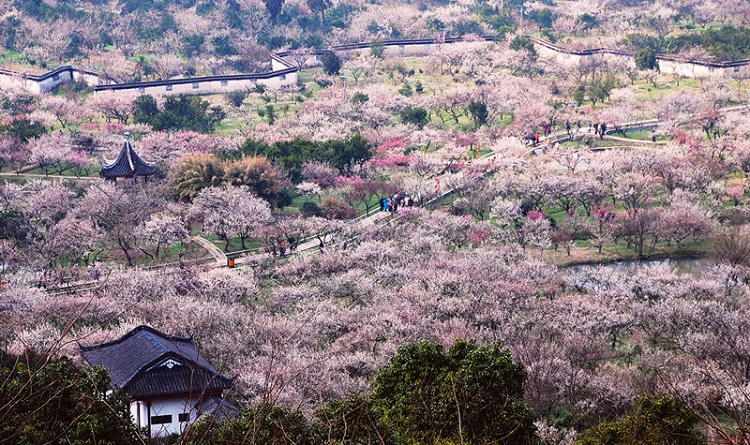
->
(190, 235), (227, 265)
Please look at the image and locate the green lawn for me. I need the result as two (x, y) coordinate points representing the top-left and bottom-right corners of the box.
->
(205, 234), (265, 253)
(21, 166), (98, 178)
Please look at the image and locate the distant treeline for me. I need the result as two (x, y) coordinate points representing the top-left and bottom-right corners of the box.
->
(624, 26), (750, 62)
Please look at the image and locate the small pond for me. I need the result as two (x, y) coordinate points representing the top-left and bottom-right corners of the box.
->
(562, 257), (707, 293)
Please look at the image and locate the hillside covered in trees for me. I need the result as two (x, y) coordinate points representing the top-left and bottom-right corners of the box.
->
(3, 0), (750, 80)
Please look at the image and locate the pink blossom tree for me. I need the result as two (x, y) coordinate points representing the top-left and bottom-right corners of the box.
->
(136, 212), (190, 260)
(87, 91), (138, 124)
(28, 135), (72, 176)
(47, 216), (105, 266)
(191, 185), (272, 250)
(76, 181), (163, 266)
(66, 150), (95, 178)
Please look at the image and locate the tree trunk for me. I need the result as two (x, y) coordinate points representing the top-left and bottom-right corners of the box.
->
(117, 236), (133, 266)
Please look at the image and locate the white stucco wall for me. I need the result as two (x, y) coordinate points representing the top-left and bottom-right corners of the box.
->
(38, 70), (72, 92)
(124, 70), (299, 96)
(72, 70), (108, 86)
(0, 71), (37, 92)
(131, 396), (203, 438)
(271, 55), (291, 71)
(0, 68), (74, 93)
(534, 43), (585, 68)
(658, 58), (749, 79)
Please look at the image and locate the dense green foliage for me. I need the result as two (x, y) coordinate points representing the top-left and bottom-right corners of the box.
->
(526, 8), (554, 29)
(186, 404), (317, 444)
(576, 394), (706, 445)
(262, 0), (285, 22)
(321, 50), (342, 75)
(224, 156), (285, 206)
(237, 134), (372, 182)
(306, 0), (332, 25)
(586, 74), (618, 105)
(134, 94), (226, 133)
(635, 46), (659, 70)
(510, 35), (538, 60)
(300, 200), (323, 216)
(0, 117), (47, 142)
(372, 340), (536, 445)
(187, 341), (537, 444)
(170, 152), (225, 202)
(625, 26), (750, 61)
(314, 393), (396, 444)
(399, 106), (429, 129)
(468, 101), (489, 128)
(0, 354), (139, 444)
(578, 13), (599, 31)
(188, 396), (394, 445)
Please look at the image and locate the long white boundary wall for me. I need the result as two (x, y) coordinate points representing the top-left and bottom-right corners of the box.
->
(529, 36), (750, 79)
(1, 36), (747, 96)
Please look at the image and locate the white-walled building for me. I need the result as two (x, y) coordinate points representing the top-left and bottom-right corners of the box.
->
(79, 325), (237, 438)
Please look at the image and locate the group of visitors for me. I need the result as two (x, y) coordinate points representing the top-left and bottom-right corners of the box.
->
(592, 122), (608, 139)
(522, 119), (614, 147)
(564, 120), (584, 137)
(272, 236), (298, 257)
(380, 193), (414, 214)
(36, 262), (100, 290)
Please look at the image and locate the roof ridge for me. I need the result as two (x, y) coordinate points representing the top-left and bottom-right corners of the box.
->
(125, 140), (134, 171)
(123, 351), (235, 393)
(78, 325), (192, 351)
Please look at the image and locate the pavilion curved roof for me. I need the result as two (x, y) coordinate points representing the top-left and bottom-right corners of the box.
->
(99, 136), (157, 178)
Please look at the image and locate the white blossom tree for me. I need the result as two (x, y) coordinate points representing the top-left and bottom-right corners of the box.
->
(192, 185), (272, 250)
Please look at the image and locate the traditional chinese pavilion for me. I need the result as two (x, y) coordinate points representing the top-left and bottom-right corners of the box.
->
(99, 133), (157, 180)
(79, 325), (237, 438)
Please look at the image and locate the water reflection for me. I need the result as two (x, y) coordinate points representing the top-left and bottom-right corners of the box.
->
(563, 257), (704, 293)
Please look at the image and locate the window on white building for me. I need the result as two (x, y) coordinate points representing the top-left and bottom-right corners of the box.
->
(151, 415), (172, 424)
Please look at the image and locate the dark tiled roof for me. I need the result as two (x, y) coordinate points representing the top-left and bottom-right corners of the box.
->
(125, 365), (234, 399)
(196, 396), (240, 420)
(79, 325), (234, 398)
(99, 139), (157, 178)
